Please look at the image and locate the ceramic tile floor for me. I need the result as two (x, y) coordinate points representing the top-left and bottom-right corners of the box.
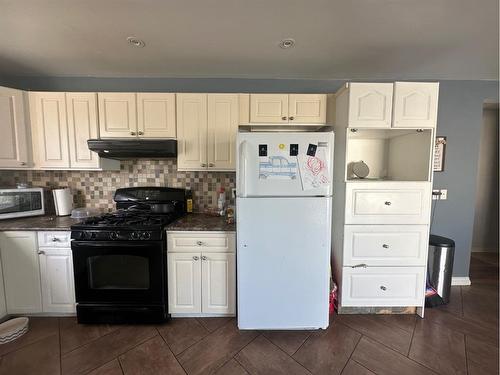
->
(0, 253), (497, 375)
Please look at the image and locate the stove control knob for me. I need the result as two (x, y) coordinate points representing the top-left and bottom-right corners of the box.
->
(109, 232), (119, 240)
(141, 232), (151, 240)
(131, 232), (140, 240)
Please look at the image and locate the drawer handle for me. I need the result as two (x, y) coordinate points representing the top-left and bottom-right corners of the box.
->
(352, 263), (367, 268)
(37, 250), (45, 255)
(196, 241), (203, 246)
(201, 255), (207, 261)
(282, 116), (287, 121)
(193, 256), (199, 261)
(289, 116), (295, 120)
(51, 237), (60, 242)
(380, 285), (387, 291)
(384, 201), (392, 206)
(382, 244), (389, 249)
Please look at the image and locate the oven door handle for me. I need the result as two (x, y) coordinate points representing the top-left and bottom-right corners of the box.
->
(71, 241), (163, 249)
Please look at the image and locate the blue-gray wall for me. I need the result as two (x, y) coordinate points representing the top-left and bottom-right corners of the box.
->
(0, 76), (498, 277)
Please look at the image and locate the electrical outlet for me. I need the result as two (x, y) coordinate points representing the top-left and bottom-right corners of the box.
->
(440, 189), (447, 200)
(432, 189), (448, 200)
(231, 188), (237, 199)
(432, 189), (441, 200)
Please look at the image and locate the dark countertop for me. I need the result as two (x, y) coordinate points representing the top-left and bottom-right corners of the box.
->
(166, 213), (236, 232)
(0, 215), (81, 231)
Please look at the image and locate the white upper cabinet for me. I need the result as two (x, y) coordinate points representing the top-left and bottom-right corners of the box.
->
(176, 94), (208, 170)
(347, 83), (393, 128)
(393, 82), (439, 128)
(137, 93), (176, 138)
(248, 94), (327, 124)
(98, 93), (137, 138)
(30, 92), (70, 168)
(288, 94), (327, 124)
(207, 94), (238, 170)
(0, 87), (30, 169)
(66, 92), (100, 169)
(249, 94), (289, 123)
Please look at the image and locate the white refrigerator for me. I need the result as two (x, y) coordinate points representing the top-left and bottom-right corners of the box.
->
(236, 131), (334, 330)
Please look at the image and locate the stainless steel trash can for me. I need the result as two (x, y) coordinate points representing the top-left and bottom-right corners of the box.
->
(428, 235), (455, 304)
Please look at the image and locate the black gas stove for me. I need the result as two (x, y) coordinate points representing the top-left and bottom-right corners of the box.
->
(70, 187), (186, 324)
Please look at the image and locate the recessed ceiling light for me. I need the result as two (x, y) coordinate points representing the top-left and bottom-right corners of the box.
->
(127, 36), (146, 48)
(279, 38), (295, 49)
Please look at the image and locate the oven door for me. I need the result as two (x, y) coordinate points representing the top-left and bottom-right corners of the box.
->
(71, 241), (166, 305)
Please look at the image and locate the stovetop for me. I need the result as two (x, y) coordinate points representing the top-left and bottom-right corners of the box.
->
(71, 209), (184, 241)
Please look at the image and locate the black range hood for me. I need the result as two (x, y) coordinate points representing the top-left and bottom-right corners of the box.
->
(87, 139), (177, 159)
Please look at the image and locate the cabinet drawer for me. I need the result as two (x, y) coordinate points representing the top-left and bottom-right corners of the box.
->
(341, 266), (425, 307)
(167, 231), (235, 253)
(344, 225), (428, 266)
(37, 231), (71, 248)
(345, 182), (431, 224)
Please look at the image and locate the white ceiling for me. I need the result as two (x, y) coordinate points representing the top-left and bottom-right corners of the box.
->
(0, 0), (498, 80)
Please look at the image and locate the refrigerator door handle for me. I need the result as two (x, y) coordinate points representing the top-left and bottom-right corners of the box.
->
(239, 141), (248, 197)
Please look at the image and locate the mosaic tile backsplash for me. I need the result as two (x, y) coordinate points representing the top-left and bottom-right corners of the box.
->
(0, 160), (236, 213)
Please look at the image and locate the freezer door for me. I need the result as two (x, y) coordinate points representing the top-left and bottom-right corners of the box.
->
(237, 132), (334, 197)
(237, 197), (331, 329)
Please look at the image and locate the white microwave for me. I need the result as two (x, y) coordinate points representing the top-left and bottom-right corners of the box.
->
(0, 188), (45, 219)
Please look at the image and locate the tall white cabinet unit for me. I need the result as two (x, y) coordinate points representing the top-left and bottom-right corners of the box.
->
(331, 82), (439, 317)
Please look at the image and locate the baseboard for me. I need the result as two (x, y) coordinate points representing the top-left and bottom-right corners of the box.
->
(471, 247), (498, 253)
(451, 277), (471, 286)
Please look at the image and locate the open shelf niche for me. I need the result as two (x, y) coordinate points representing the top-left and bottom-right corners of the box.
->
(345, 128), (433, 182)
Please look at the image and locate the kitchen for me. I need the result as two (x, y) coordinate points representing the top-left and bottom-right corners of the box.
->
(0, 1), (498, 374)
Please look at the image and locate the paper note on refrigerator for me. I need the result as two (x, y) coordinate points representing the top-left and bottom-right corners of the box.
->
(259, 155), (298, 180)
(297, 148), (330, 190)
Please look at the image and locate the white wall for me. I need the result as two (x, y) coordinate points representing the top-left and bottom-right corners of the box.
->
(472, 106), (499, 252)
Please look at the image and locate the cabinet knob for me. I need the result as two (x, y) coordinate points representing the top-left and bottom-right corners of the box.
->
(138, 131), (144, 135)
(382, 244), (389, 249)
(201, 255), (207, 261)
(289, 116), (295, 120)
(196, 241), (203, 246)
(282, 116), (287, 121)
(380, 285), (387, 291)
(37, 250), (45, 255)
(51, 237), (60, 242)
(208, 163), (214, 167)
(201, 163), (207, 167)
(193, 256), (199, 261)
(384, 201), (392, 206)
(130, 132), (136, 136)
(352, 263), (367, 268)
(20, 162), (27, 166)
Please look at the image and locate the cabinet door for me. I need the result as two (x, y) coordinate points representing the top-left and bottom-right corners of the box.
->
(176, 94), (208, 171)
(168, 252), (202, 314)
(201, 253), (235, 315)
(39, 248), (76, 313)
(348, 83), (393, 128)
(249, 94), (289, 123)
(0, 87), (30, 168)
(30, 92), (70, 168)
(66, 93), (100, 169)
(98, 93), (137, 138)
(288, 94), (327, 124)
(393, 82), (439, 128)
(0, 232), (42, 314)
(137, 93), (176, 138)
(207, 94), (238, 170)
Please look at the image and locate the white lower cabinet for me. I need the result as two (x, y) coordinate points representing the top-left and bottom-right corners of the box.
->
(202, 253), (236, 314)
(39, 248), (76, 313)
(167, 252), (202, 314)
(167, 231), (236, 316)
(0, 232), (42, 314)
(0, 231), (75, 316)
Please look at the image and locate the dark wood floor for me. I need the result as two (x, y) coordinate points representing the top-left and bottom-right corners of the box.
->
(0, 253), (497, 375)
